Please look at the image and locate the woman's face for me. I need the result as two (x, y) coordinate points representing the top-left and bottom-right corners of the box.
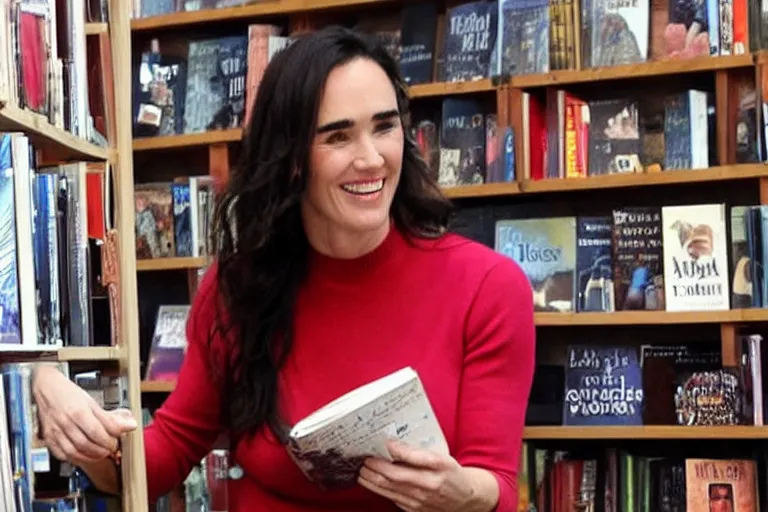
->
(303, 56), (404, 244)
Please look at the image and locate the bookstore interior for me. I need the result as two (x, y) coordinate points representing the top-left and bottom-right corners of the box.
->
(3, 0), (768, 510)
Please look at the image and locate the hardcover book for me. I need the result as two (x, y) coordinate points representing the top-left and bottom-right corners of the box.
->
(440, 0), (498, 82)
(612, 207), (665, 310)
(575, 216), (614, 312)
(562, 345), (644, 426)
(661, 203), (730, 311)
(145, 305), (191, 382)
(685, 459), (757, 511)
(494, 216), (577, 312)
(285, 367), (448, 491)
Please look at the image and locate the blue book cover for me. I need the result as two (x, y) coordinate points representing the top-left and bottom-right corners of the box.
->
(33, 174), (61, 345)
(0, 134), (21, 344)
(172, 183), (192, 257)
(2, 365), (33, 511)
(563, 345), (644, 426)
(440, 1), (498, 82)
(575, 216), (614, 312)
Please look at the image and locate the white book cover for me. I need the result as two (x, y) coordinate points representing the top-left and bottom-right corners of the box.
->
(662, 203), (730, 311)
(286, 367), (448, 491)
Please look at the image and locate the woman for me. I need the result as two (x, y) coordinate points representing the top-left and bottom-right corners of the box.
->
(32, 25), (535, 511)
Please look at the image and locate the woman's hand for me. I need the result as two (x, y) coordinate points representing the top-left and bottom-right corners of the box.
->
(32, 365), (138, 466)
(357, 440), (498, 512)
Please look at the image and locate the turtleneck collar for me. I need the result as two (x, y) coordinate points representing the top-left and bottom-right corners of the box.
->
(307, 221), (407, 285)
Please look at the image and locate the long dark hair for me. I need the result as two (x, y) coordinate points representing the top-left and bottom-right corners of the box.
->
(211, 25), (453, 439)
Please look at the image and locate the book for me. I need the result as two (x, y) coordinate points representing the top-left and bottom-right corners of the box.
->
(286, 367), (448, 490)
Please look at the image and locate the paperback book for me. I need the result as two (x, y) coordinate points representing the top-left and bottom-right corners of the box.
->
(285, 367), (448, 490)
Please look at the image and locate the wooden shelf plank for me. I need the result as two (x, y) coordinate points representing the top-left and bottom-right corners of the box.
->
(136, 256), (208, 271)
(521, 164), (768, 194)
(409, 78), (495, 99)
(133, 128), (242, 151)
(443, 181), (520, 198)
(535, 310), (750, 326)
(141, 380), (176, 393)
(131, 0), (401, 31)
(511, 54), (755, 88)
(0, 345), (122, 362)
(524, 426), (768, 440)
(85, 22), (108, 35)
(0, 104), (109, 161)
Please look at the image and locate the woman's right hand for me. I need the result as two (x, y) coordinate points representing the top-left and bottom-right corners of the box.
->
(32, 365), (138, 466)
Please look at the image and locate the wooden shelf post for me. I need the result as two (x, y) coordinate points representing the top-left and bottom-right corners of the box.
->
(111, 0), (149, 507)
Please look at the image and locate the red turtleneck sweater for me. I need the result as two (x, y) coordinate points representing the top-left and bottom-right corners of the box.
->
(142, 226), (535, 511)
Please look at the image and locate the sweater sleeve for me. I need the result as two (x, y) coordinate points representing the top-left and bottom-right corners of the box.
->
(454, 258), (536, 512)
(142, 266), (227, 502)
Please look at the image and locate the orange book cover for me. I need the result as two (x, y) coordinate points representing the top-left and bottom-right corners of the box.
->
(685, 458), (757, 511)
(732, 0), (748, 54)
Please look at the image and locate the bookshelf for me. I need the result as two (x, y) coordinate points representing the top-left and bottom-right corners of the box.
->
(0, 0), (146, 504)
(123, 0), (768, 509)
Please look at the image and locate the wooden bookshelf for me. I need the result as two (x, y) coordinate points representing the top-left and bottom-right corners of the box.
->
(523, 426), (768, 440)
(0, 103), (109, 161)
(117, 0), (768, 507)
(0, 345), (121, 361)
(130, 0), (401, 31)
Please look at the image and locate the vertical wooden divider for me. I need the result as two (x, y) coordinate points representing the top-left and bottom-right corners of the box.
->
(715, 69), (732, 166)
(209, 143), (231, 190)
(110, 0), (149, 508)
(720, 322), (740, 368)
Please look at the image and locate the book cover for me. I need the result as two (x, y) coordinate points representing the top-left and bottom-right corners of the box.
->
(494, 216), (577, 312)
(0, 134), (21, 345)
(587, 98), (642, 176)
(575, 216), (614, 312)
(589, 0), (649, 67)
(612, 207), (665, 310)
(285, 367), (448, 491)
(145, 305), (190, 382)
(685, 459), (757, 511)
(439, 97), (487, 186)
(497, 0), (551, 77)
(134, 182), (175, 259)
(563, 345), (644, 426)
(662, 203), (730, 311)
(398, 2), (438, 85)
(440, 0), (498, 82)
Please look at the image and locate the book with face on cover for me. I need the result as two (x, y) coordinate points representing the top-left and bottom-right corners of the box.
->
(285, 366), (448, 491)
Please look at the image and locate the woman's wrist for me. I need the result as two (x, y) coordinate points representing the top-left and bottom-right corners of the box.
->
(461, 467), (500, 512)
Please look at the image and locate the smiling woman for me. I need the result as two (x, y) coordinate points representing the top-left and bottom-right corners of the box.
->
(31, 25), (536, 512)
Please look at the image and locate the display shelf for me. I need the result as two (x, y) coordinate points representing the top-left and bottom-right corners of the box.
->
(534, 310), (760, 326)
(136, 257), (209, 271)
(131, 0), (401, 31)
(510, 54), (755, 88)
(523, 426), (768, 440)
(0, 103), (109, 161)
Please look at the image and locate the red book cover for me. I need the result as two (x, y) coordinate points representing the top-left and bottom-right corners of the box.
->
(206, 450), (230, 512)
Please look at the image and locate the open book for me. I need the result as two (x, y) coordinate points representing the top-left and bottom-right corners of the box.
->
(286, 366), (448, 490)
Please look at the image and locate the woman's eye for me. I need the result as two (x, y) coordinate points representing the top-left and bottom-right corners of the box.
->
(376, 121), (395, 133)
(326, 132), (348, 144)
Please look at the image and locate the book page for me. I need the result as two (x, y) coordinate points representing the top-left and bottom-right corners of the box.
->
(288, 377), (447, 490)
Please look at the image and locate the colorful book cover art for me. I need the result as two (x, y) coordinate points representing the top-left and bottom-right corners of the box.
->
(563, 345), (644, 426)
(0, 134), (20, 344)
(494, 216), (577, 312)
(135, 183), (175, 259)
(685, 458), (757, 511)
(145, 305), (190, 382)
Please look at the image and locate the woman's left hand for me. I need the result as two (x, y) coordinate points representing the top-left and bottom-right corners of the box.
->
(357, 439), (477, 511)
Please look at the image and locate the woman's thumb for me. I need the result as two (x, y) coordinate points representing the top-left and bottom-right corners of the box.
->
(98, 407), (139, 434)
